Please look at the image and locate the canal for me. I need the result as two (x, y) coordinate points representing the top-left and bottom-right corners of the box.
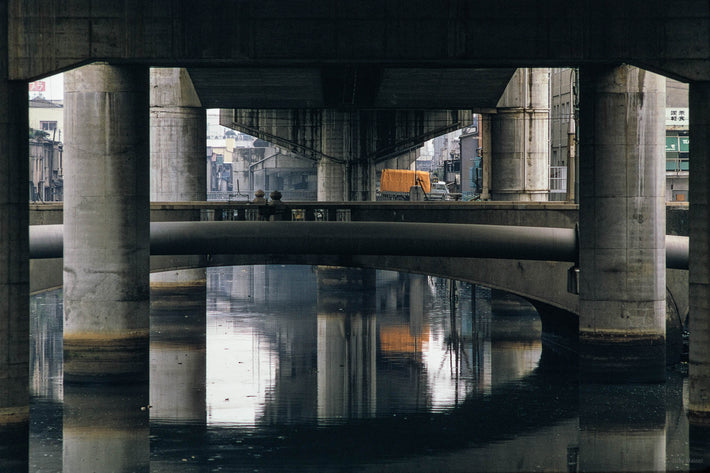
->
(17, 265), (701, 471)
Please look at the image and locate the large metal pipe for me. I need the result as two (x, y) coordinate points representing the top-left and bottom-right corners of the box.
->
(666, 234), (689, 270)
(29, 222), (689, 269)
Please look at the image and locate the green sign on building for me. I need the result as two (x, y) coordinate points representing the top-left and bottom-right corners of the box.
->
(666, 136), (690, 153)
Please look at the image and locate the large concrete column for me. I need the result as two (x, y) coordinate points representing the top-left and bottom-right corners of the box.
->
(318, 111), (376, 202)
(578, 65), (666, 382)
(0, 8), (30, 470)
(318, 110), (348, 201)
(317, 157), (346, 201)
(149, 69), (207, 415)
(346, 159), (376, 201)
(688, 82), (710, 420)
(479, 113), (493, 200)
(0, 82), (29, 423)
(150, 68), (206, 202)
(63, 64), (150, 383)
(490, 68), (550, 201)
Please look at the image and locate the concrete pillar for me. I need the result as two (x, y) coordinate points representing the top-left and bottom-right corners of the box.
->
(63, 64), (150, 383)
(0, 85), (29, 425)
(317, 158), (345, 201)
(347, 159), (376, 201)
(490, 68), (550, 201)
(150, 68), (206, 202)
(689, 81), (710, 420)
(0, 0), (30, 439)
(149, 68), (207, 415)
(377, 148), (419, 172)
(318, 110), (347, 201)
(318, 111), (376, 201)
(479, 114), (492, 200)
(578, 65), (666, 382)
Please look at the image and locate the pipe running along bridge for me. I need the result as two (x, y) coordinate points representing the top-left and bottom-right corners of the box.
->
(28, 221), (690, 329)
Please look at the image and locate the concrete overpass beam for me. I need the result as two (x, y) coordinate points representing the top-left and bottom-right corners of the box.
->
(63, 64), (150, 383)
(0, 26), (30, 433)
(150, 68), (206, 202)
(689, 81), (710, 420)
(578, 65), (666, 382)
(490, 68), (550, 201)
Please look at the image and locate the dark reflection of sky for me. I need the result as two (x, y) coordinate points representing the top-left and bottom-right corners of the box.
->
(26, 265), (695, 472)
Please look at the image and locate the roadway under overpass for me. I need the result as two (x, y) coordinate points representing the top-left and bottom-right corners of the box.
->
(4, 1), (710, 434)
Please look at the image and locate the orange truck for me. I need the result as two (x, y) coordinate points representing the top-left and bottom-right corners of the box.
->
(377, 169), (431, 201)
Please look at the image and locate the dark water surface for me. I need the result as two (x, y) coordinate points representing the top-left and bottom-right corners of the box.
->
(24, 265), (698, 472)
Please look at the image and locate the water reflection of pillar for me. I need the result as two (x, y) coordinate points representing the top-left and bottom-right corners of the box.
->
(409, 275), (425, 337)
(316, 267), (377, 420)
(29, 290), (64, 401)
(578, 384), (666, 472)
(0, 423), (28, 472)
(239, 265), (268, 304)
(63, 384), (149, 473)
(444, 281), (476, 404)
(689, 423), (710, 470)
(150, 269), (206, 423)
(490, 290), (542, 387)
(473, 286), (493, 394)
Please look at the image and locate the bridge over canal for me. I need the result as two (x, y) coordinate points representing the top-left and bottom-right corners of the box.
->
(28, 201), (691, 365)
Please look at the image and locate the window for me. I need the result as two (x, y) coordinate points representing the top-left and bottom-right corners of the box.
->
(40, 121), (57, 131)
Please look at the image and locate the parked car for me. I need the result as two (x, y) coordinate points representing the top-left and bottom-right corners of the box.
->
(428, 181), (451, 200)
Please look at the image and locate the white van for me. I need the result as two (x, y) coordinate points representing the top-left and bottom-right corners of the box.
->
(428, 181), (450, 200)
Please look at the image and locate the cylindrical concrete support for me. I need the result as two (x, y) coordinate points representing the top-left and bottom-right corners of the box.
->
(63, 64), (150, 383)
(578, 65), (666, 382)
(479, 113), (493, 200)
(688, 81), (710, 420)
(490, 68), (550, 201)
(347, 160), (376, 201)
(317, 158), (345, 201)
(318, 110), (348, 201)
(318, 110), (377, 202)
(150, 68), (206, 202)
(0, 76), (29, 426)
